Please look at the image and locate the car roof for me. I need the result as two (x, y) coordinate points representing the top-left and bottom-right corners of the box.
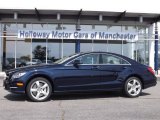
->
(91, 51), (139, 64)
(78, 51), (129, 58)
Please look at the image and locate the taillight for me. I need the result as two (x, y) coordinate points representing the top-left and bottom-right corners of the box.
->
(147, 67), (155, 75)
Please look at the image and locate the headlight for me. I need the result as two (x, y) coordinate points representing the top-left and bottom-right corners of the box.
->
(11, 72), (26, 79)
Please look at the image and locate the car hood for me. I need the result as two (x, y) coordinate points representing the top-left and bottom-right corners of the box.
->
(5, 64), (61, 74)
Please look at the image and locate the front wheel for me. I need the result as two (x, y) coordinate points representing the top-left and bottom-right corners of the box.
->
(26, 77), (52, 102)
(124, 77), (142, 97)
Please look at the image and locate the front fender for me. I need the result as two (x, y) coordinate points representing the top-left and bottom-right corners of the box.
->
(23, 70), (54, 89)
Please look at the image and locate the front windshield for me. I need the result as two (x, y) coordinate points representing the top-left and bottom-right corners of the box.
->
(54, 53), (79, 64)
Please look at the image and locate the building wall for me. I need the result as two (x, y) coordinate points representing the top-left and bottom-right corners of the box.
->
(0, 22), (154, 71)
(0, 23), (2, 71)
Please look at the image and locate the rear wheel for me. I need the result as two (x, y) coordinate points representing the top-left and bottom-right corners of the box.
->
(26, 77), (52, 102)
(124, 77), (142, 97)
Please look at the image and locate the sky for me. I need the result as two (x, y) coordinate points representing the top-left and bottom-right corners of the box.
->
(0, 0), (160, 13)
(1, 0), (160, 60)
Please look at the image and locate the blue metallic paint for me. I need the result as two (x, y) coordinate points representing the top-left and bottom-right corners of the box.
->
(4, 52), (157, 95)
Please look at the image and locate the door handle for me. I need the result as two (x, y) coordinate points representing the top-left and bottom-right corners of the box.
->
(113, 72), (118, 76)
(91, 66), (100, 70)
(123, 66), (128, 69)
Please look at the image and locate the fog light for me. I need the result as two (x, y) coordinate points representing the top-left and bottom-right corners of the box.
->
(16, 82), (24, 87)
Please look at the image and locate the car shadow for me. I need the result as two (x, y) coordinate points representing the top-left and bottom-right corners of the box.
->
(140, 92), (151, 96)
(4, 93), (28, 101)
(4, 91), (151, 102)
(51, 91), (122, 101)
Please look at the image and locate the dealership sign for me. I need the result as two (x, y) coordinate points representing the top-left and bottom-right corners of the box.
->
(18, 30), (138, 40)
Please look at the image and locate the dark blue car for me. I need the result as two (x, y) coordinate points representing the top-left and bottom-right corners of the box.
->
(3, 52), (157, 102)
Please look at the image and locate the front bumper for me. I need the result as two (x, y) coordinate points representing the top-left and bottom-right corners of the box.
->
(3, 78), (25, 94)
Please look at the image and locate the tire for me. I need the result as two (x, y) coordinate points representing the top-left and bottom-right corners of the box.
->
(26, 77), (52, 102)
(124, 77), (142, 98)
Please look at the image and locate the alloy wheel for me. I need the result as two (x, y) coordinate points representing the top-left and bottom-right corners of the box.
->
(27, 77), (52, 102)
(30, 80), (50, 100)
(124, 77), (142, 97)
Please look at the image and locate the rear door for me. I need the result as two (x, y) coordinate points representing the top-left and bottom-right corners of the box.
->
(99, 54), (131, 89)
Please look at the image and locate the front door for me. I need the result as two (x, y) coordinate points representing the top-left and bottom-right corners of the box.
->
(55, 53), (102, 91)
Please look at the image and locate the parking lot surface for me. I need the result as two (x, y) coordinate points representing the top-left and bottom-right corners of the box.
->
(0, 78), (160, 120)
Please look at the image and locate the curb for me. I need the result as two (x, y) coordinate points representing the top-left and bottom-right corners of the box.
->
(0, 72), (6, 80)
(156, 76), (160, 81)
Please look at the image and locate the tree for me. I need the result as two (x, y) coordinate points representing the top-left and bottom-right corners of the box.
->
(20, 55), (30, 61)
(32, 45), (46, 60)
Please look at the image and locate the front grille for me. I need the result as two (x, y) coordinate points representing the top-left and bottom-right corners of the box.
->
(4, 75), (9, 83)
(5, 72), (12, 83)
(5, 70), (17, 82)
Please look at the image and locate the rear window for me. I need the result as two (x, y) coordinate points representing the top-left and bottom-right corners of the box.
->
(100, 54), (130, 65)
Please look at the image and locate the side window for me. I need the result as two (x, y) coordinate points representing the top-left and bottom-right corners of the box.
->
(101, 54), (129, 65)
(71, 54), (99, 65)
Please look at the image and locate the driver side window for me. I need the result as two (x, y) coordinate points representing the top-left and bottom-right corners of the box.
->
(70, 54), (99, 65)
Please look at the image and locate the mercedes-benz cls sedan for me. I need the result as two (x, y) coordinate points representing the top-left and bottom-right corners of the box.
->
(3, 52), (157, 102)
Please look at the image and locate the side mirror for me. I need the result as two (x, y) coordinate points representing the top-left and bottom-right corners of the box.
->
(73, 60), (81, 67)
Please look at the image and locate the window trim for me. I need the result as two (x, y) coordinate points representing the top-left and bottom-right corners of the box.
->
(65, 53), (100, 66)
(65, 53), (131, 66)
(100, 53), (131, 65)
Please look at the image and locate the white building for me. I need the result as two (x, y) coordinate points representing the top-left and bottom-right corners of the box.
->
(0, 9), (159, 71)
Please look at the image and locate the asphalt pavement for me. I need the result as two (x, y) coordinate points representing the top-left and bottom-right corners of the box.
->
(0, 78), (160, 120)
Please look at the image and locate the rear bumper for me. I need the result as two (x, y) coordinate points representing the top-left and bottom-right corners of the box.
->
(143, 77), (157, 89)
(144, 81), (157, 89)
